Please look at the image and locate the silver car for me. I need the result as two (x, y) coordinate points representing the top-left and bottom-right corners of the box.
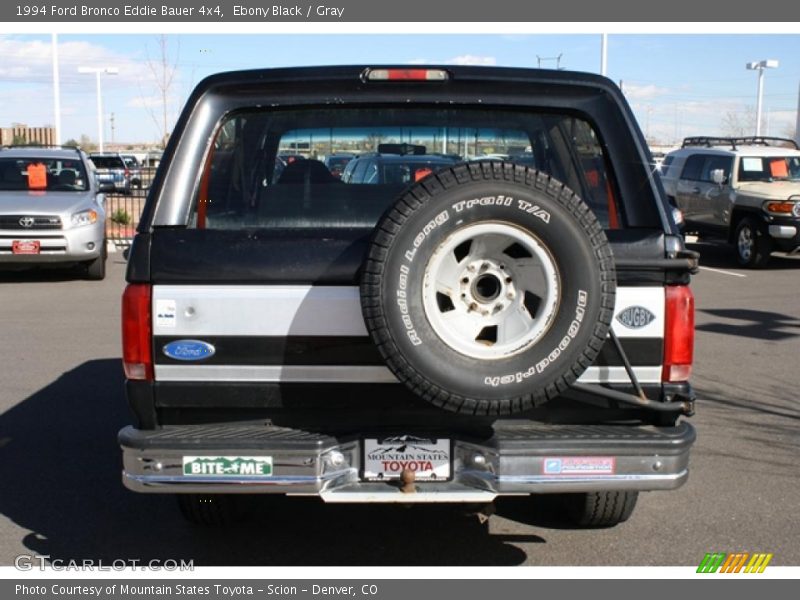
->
(0, 146), (109, 279)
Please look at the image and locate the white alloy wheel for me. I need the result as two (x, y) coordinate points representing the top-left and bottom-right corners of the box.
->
(422, 221), (560, 360)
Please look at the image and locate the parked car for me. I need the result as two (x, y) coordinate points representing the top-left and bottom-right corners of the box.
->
(661, 136), (800, 267)
(341, 148), (457, 184)
(120, 66), (697, 527)
(0, 146), (108, 279)
(323, 153), (356, 178)
(89, 152), (131, 195)
(121, 154), (144, 190)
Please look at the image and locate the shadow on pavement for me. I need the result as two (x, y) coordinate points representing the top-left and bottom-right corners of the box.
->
(687, 242), (800, 271)
(697, 308), (800, 341)
(0, 359), (538, 566)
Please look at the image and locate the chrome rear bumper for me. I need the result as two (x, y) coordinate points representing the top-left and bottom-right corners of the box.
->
(120, 421), (695, 502)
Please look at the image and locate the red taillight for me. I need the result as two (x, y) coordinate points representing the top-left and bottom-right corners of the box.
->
(122, 283), (153, 381)
(365, 68), (449, 81)
(124, 168), (131, 178)
(662, 285), (694, 382)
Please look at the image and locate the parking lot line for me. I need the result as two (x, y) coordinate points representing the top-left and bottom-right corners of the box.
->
(698, 266), (747, 278)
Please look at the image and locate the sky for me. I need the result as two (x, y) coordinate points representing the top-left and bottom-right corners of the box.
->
(0, 33), (798, 146)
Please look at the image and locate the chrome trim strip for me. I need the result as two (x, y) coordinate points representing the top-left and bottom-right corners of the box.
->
(154, 364), (398, 383)
(154, 364), (662, 384)
(495, 471), (686, 485)
(577, 366), (662, 384)
(124, 473), (344, 486)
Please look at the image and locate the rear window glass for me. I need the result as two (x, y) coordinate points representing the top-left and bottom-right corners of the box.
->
(699, 155), (733, 183)
(90, 156), (125, 169)
(680, 155), (704, 181)
(0, 157), (90, 192)
(192, 108), (622, 231)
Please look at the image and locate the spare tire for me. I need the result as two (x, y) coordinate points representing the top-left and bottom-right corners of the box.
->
(361, 162), (615, 415)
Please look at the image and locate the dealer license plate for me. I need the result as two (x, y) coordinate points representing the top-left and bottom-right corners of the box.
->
(363, 436), (451, 481)
(12, 240), (40, 255)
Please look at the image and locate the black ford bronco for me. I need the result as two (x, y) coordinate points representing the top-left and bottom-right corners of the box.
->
(120, 66), (697, 527)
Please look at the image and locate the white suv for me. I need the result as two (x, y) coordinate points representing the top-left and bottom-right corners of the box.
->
(661, 137), (800, 267)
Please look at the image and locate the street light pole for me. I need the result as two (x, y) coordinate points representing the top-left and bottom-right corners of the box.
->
(746, 60), (779, 137)
(78, 66), (118, 153)
(600, 33), (608, 76)
(51, 34), (61, 145)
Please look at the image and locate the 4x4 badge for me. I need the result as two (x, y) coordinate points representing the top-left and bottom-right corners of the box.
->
(616, 306), (655, 329)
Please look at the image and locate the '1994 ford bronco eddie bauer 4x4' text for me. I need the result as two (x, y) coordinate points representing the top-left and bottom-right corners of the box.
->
(120, 66), (698, 527)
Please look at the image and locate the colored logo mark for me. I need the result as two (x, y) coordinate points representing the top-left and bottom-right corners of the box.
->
(697, 552), (773, 573)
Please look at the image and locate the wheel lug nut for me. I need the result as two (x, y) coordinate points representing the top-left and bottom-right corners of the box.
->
(461, 277), (469, 284)
(505, 277), (512, 283)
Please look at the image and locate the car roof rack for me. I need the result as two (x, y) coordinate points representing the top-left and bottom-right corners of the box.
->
(682, 136), (799, 150)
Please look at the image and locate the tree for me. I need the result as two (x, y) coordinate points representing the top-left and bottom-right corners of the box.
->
(365, 131), (385, 151)
(720, 106), (757, 137)
(11, 134), (28, 146)
(143, 35), (180, 149)
(64, 138), (80, 147)
(79, 134), (97, 153)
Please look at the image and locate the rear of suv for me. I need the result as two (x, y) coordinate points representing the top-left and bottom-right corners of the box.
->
(120, 66), (697, 528)
(89, 152), (132, 195)
(661, 136), (800, 267)
(341, 147), (458, 184)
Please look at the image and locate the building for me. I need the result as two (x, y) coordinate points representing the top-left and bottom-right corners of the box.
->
(0, 124), (56, 146)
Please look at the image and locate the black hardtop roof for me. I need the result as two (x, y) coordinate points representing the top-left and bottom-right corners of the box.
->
(138, 64), (670, 233)
(192, 64), (621, 99)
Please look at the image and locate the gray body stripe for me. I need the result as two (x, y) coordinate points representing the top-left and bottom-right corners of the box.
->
(153, 365), (663, 384)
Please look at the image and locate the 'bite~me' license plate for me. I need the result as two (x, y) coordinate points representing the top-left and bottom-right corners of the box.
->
(363, 436), (451, 481)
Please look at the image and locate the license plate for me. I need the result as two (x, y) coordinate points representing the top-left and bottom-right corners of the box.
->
(12, 240), (40, 255)
(363, 436), (451, 481)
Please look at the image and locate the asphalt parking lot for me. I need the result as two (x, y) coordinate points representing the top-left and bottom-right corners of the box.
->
(0, 243), (798, 567)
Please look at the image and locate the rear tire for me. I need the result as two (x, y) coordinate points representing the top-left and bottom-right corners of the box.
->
(560, 491), (638, 528)
(734, 217), (772, 268)
(176, 494), (253, 527)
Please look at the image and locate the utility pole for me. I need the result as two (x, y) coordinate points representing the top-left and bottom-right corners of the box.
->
(746, 60), (779, 137)
(795, 82), (800, 146)
(110, 112), (116, 146)
(78, 67), (118, 153)
(51, 33), (62, 145)
(600, 34), (608, 76)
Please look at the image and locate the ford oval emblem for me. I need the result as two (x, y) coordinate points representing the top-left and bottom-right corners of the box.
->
(616, 306), (656, 329)
(162, 340), (216, 361)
